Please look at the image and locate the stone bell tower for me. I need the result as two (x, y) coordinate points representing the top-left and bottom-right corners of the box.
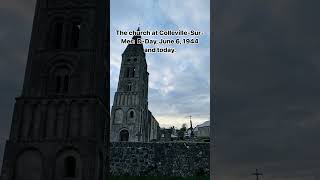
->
(0, 0), (109, 179)
(110, 29), (150, 142)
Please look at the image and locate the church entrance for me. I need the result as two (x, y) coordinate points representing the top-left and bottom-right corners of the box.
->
(119, 129), (129, 141)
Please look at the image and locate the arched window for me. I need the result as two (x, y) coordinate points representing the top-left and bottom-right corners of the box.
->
(130, 111), (134, 118)
(119, 129), (129, 141)
(114, 109), (123, 124)
(127, 83), (133, 91)
(71, 21), (81, 48)
(55, 74), (69, 93)
(127, 58), (131, 62)
(134, 58), (137, 62)
(54, 66), (71, 94)
(14, 150), (43, 180)
(132, 67), (136, 77)
(55, 76), (62, 93)
(64, 156), (76, 177)
(63, 75), (69, 92)
(53, 22), (63, 49)
(127, 109), (136, 123)
(125, 67), (130, 78)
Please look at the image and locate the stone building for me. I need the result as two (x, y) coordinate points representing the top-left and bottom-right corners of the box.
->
(148, 110), (160, 141)
(194, 121), (210, 137)
(0, 0), (109, 180)
(110, 31), (159, 142)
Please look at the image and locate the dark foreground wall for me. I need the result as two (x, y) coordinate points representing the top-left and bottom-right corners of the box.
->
(110, 142), (210, 176)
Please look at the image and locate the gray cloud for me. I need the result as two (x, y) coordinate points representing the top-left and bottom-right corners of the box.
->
(215, 0), (320, 179)
(110, 0), (210, 128)
(0, 0), (36, 170)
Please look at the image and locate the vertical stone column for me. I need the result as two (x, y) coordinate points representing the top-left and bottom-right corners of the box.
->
(46, 102), (56, 138)
(87, 100), (96, 138)
(40, 101), (47, 140)
(81, 102), (89, 137)
(22, 103), (32, 139)
(116, 94), (120, 105)
(65, 100), (71, 138)
(120, 94), (123, 105)
(56, 102), (65, 138)
(32, 103), (41, 139)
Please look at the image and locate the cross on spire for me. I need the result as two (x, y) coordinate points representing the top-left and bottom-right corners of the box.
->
(251, 169), (263, 180)
(186, 115), (195, 139)
(137, 24), (141, 31)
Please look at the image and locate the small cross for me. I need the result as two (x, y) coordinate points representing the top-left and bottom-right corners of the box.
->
(251, 169), (263, 180)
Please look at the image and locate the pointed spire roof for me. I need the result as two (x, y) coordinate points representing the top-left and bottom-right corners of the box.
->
(123, 27), (145, 56)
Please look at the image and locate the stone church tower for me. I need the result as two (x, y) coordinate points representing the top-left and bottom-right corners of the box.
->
(0, 0), (109, 180)
(110, 30), (151, 142)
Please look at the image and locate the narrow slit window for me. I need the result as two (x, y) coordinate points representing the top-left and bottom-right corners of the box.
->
(127, 83), (132, 91)
(64, 156), (76, 177)
(126, 67), (130, 78)
(63, 75), (69, 93)
(120, 129), (129, 141)
(56, 76), (62, 93)
(132, 67), (136, 77)
(53, 67), (71, 94)
(54, 22), (63, 49)
(71, 22), (81, 48)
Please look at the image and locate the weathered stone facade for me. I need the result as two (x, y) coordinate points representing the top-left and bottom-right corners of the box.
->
(0, 0), (110, 179)
(110, 31), (159, 142)
(110, 142), (210, 176)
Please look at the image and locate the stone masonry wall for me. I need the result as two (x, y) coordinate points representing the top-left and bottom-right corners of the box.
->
(110, 142), (210, 176)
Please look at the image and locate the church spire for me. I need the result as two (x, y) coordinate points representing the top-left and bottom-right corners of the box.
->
(124, 27), (145, 56)
(131, 27), (142, 41)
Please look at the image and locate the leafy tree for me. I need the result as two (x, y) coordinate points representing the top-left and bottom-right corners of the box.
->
(178, 123), (187, 140)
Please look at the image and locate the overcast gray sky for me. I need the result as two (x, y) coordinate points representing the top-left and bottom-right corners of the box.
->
(0, 0), (37, 172)
(110, 0), (210, 129)
(214, 0), (320, 179)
